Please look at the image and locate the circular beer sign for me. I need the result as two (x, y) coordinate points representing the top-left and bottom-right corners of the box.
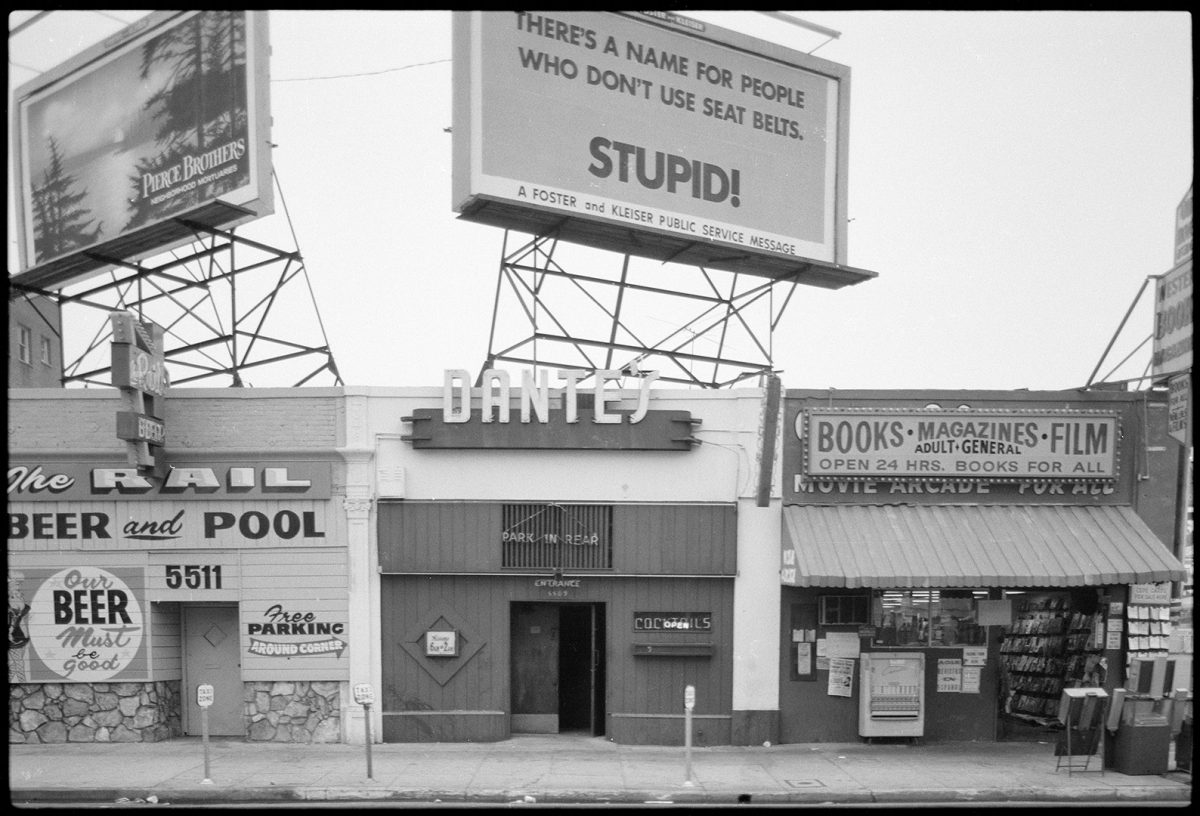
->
(30, 567), (144, 681)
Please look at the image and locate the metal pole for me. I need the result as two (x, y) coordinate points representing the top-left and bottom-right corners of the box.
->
(683, 684), (696, 786)
(201, 707), (212, 784)
(1085, 277), (1151, 387)
(363, 704), (374, 780)
(684, 705), (694, 785)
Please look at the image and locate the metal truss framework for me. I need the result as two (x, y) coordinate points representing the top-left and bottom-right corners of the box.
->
(481, 230), (805, 389)
(9, 211), (343, 390)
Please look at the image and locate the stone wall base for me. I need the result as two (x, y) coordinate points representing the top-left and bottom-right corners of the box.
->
(9, 681), (181, 743)
(244, 681), (341, 743)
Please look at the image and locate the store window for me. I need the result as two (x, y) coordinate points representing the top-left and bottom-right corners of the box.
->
(819, 595), (870, 625)
(871, 589), (989, 647)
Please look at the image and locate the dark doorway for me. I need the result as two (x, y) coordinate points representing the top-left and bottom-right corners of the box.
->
(511, 602), (606, 736)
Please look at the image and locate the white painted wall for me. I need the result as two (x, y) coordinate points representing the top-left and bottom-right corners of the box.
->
(349, 384), (782, 741)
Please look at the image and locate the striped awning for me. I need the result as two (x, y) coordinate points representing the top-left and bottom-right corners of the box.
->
(782, 504), (1186, 588)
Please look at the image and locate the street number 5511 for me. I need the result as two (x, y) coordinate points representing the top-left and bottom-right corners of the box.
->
(164, 564), (222, 589)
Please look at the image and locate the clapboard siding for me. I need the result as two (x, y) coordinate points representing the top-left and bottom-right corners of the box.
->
(377, 501), (501, 573)
(612, 504), (736, 575)
(149, 602), (183, 680)
(380, 576), (503, 714)
(239, 548), (349, 682)
(379, 502), (735, 576)
(607, 578), (733, 717)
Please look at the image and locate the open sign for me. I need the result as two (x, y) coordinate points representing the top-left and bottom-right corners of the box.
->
(197, 683), (214, 708)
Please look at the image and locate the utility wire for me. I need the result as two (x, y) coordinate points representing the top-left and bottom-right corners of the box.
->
(273, 57), (449, 83)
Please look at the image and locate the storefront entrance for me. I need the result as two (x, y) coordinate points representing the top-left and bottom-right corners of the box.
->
(510, 602), (606, 736)
(183, 604), (242, 736)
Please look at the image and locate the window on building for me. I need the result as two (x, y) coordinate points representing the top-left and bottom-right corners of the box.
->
(17, 325), (32, 365)
(871, 589), (989, 647)
(39, 336), (52, 366)
(819, 594), (871, 625)
(501, 503), (613, 570)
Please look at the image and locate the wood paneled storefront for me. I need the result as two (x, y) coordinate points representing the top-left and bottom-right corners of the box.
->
(378, 501), (737, 744)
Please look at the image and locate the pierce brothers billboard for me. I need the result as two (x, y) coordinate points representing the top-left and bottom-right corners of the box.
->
(11, 11), (273, 290)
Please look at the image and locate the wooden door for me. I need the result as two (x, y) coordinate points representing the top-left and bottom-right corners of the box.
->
(183, 604), (242, 736)
(510, 603), (559, 733)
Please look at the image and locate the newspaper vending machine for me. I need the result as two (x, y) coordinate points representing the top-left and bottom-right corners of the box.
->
(859, 652), (926, 739)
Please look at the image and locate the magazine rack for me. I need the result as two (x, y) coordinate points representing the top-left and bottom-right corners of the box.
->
(1054, 689), (1107, 776)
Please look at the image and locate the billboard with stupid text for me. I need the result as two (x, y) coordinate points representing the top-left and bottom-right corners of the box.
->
(452, 11), (875, 289)
(10, 11), (273, 290)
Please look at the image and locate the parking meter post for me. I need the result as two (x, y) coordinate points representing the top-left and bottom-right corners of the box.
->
(197, 683), (214, 784)
(353, 683), (376, 781)
(683, 685), (696, 786)
(201, 707), (212, 784)
(364, 703), (374, 780)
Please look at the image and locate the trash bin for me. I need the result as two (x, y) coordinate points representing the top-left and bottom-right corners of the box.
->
(1112, 714), (1172, 775)
(1176, 718), (1192, 773)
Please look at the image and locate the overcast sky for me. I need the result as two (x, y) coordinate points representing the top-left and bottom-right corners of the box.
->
(8, 10), (1192, 392)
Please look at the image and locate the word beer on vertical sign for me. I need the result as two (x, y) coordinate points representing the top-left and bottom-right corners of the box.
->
(110, 311), (168, 471)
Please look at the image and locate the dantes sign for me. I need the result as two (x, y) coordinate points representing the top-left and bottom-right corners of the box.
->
(402, 368), (699, 450)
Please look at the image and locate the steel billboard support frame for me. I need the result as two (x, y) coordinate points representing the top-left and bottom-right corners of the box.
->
(9, 210), (342, 390)
(481, 230), (798, 388)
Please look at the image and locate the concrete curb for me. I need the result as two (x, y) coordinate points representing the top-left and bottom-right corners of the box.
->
(10, 784), (1192, 806)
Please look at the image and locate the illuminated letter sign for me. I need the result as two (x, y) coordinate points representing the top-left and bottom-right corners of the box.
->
(402, 368), (698, 450)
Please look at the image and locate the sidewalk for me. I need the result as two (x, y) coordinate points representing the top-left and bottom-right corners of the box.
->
(8, 733), (1193, 806)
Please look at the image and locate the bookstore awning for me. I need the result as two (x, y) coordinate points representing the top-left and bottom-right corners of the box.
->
(781, 504), (1186, 588)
